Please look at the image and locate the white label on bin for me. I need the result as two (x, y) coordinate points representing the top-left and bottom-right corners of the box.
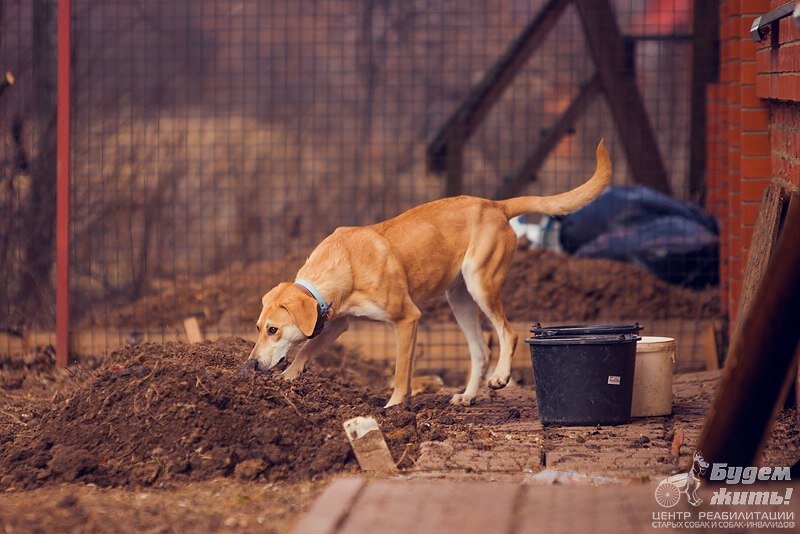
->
(607, 376), (621, 385)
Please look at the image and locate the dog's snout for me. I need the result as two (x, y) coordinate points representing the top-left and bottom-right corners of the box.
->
(240, 359), (260, 375)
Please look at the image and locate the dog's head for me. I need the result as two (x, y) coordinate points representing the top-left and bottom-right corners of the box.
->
(247, 283), (318, 370)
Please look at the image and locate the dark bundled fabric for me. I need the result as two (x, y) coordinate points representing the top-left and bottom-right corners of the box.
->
(559, 186), (719, 288)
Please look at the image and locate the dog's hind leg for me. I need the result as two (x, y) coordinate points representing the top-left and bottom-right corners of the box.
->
(446, 279), (490, 406)
(462, 226), (518, 390)
(282, 316), (349, 380)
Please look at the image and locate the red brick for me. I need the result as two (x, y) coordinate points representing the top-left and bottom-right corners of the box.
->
(741, 61), (757, 81)
(742, 108), (770, 131)
(740, 41), (757, 61)
(779, 17), (800, 45)
(741, 84), (758, 107)
(777, 43), (800, 73)
(777, 74), (798, 101)
(741, 132), (771, 155)
(741, 156), (771, 177)
(742, 203), (760, 225)
(756, 48), (771, 74)
(740, 17), (756, 37)
(741, 179), (770, 202)
(756, 74), (770, 97)
(742, 0), (770, 12)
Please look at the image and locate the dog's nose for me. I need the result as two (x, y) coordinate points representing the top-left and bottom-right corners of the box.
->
(240, 359), (260, 375)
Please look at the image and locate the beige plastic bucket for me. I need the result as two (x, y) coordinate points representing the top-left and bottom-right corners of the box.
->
(631, 336), (675, 417)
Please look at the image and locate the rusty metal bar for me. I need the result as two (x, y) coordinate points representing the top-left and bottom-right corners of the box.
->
(56, 0), (70, 366)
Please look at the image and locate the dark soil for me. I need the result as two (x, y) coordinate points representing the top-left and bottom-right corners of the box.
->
(0, 339), (456, 489)
(422, 248), (722, 323)
(0, 345), (101, 396)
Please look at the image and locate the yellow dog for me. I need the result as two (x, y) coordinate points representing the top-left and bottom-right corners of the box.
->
(248, 140), (611, 407)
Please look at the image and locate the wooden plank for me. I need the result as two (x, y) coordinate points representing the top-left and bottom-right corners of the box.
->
(574, 0), (671, 195)
(702, 322), (720, 371)
(688, 0), (720, 203)
(427, 0), (570, 174)
(795, 346), (800, 408)
(494, 74), (602, 199)
(444, 142), (464, 197)
(340, 479), (519, 534)
(183, 317), (205, 343)
(735, 183), (786, 327)
(292, 477), (366, 534)
(725, 184), (786, 372)
(699, 192), (800, 468)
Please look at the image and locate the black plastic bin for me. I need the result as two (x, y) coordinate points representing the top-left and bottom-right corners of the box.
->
(526, 330), (640, 426)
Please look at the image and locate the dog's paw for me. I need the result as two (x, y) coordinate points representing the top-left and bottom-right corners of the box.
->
(449, 393), (475, 406)
(384, 393), (408, 408)
(487, 374), (510, 390)
(281, 367), (304, 381)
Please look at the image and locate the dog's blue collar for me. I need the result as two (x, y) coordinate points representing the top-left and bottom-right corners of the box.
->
(294, 278), (333, 315)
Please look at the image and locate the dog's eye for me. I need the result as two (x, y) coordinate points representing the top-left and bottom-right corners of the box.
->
(268, 326), (278, 335)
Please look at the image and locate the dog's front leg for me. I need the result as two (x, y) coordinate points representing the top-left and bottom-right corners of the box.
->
(385, 312), (420, 407)
(282, 316), (349, 380)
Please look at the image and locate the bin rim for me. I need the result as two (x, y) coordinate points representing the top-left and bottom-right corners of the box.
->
(529, 322), (643, 337)
(525, 334), (641, 346)
(636, 336), (676, 354)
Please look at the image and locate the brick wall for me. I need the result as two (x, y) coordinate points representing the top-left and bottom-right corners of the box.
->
(705, 0), (773, 326)
(755, 0), (800, 191)
(770, 103), (800, 186)
(706, 1), (800, 330)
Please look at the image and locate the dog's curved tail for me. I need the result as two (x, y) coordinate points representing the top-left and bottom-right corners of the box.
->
(498, 139), (612, 219)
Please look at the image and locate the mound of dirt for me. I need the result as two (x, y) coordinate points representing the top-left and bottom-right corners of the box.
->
(422, 248), (722, 323)
(85, 248), (721, 332)
(82, 257), (305, 329)
(0, 346), (102, 395)
(0, 339), (450, 489)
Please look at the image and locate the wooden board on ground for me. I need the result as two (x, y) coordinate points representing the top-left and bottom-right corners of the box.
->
(182, 316), (205, 343)
(297, 478), (783, 534)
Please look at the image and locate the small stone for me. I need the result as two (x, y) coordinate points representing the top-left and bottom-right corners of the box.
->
(57, 494), (78, 508)
(234, 459), (267, 480)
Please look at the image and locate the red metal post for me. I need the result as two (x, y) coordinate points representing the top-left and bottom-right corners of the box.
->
(56, 0), (70, 366)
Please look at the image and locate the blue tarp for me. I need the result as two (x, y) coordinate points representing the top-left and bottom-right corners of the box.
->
(558, 186), (719, 288)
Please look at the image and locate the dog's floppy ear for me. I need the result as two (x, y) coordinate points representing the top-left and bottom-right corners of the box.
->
(281, 291), (318, 337)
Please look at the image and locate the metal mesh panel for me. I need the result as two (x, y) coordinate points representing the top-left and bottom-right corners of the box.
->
(1, 1), (719, 372)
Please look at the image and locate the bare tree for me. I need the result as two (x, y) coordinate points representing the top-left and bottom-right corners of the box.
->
(19, 0), (57, 315)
